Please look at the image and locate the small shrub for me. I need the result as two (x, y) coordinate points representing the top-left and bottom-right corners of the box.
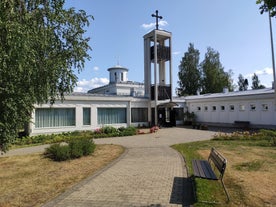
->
(118, 127), (126, 132)
(81, 139), (96, 156)
(101, 126), (118, 134)
(69, 139), (84, 159)
(119, 126), (137, 136)
(45, 138), (96, 161)
(259, 129), (276, 146)
(44, 143), (70, 161)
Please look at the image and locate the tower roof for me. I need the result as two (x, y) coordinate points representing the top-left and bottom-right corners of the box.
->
(107, 65), (128, 72)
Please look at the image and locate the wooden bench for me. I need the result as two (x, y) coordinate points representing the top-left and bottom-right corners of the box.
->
(192, 147), (230, 202)
(234, 120), (250, 129)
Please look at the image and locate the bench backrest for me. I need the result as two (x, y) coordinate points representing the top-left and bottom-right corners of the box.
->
(208, 147), (227, 179)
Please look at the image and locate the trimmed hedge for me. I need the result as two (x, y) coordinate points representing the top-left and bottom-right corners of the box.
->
(44, 138), (96, 161)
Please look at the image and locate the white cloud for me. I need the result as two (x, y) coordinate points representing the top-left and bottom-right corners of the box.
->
(159, 20), (168, 27)
(173, 51), (181, 55)
(141, 22), (155, 30)
(93, 66), (100, 71)
(245, 67), (273, 78)
(74, 77), (109, 93)
(141, 20), (168, 30)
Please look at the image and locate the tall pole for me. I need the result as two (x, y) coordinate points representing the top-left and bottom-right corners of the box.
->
(268, 10), (276, 103)
(154, 32), (158, 126)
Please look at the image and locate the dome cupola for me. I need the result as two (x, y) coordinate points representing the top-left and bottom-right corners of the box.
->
(108, 65), (128, 83)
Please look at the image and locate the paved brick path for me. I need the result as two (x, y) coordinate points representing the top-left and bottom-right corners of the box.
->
(42, 127), (215, 207)
(2, 127), (216, 206)
(44, 147), (187, 207)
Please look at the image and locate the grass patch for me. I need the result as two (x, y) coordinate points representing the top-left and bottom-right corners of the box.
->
(0, 144), (124, 207)
(234, 160), (263, 171)
(172, 137), (276, 207)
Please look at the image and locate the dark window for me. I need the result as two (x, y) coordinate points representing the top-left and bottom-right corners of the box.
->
(97, 108), (126, 124)
(131, 108), (148, 122)
(83, 108), (91, 125)
(35, 108), (75, 128)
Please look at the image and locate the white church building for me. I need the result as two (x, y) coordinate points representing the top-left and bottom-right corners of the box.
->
(87, 65), (144, 97)
(28, 15), (276, 136)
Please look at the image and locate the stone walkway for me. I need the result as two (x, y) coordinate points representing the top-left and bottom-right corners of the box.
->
(2, 127), (216, 206)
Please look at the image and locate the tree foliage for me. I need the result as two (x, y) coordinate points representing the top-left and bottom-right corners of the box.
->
(256, 0), (276, 17)
(200, 47), (233, 94)
(252, 73), (266, 89)
(237, 74), (249, 91)
(0, 0), (93, 152)
(177, 45), (234, 96)
(177, 43), (201, 96)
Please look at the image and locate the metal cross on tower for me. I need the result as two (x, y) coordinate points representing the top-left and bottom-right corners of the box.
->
(151, 10), (162, 30)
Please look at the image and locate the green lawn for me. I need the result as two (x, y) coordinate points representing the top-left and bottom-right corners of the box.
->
(172, 136), (276, 207)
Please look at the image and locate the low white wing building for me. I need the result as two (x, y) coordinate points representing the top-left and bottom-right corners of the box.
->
(31, 93), (150, 135)
(185, 88), (276, 129)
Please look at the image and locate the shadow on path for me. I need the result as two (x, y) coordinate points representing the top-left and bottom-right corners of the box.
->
(170, 177), (195, 207)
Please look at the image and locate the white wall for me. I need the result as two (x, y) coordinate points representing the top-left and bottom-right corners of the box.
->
(187, 95), (276, 128)
(30, 96), (149, 136)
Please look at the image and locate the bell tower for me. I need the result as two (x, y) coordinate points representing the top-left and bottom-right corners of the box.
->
(143, 10), (173, 126)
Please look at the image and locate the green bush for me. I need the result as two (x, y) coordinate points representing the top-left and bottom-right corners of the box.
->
(81, 139), (96, 155)
(44, 143), (71, 161)
(45, 138), (96, 161)
(119, 126), (137, 136)
(69, 139), (84, 158)
(101, 126), (118, 134)
(259, 129), (276, 146)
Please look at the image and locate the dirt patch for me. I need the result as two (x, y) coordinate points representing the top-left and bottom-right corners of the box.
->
(0, 144), (124, 207)
(197, 147), (276, 206)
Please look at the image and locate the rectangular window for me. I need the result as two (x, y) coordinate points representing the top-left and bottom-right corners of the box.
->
(197, 106), (201, 111)
(131, 108), (148, 122)
(83, 108), (91, 125)
(204, 106), (208, 111)
(250, 104), (256, 111)
(262, 104), (268, 111)
(229, 105), (235, 111)
(212, 106), (216, 111)
(97, 108), (126, 124)
(35, 108), (75, 128)
(221, 106), (225, 111)
(239, 105), (245, 111)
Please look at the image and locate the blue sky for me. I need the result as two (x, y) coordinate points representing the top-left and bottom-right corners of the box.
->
(65, 0), (276, 94)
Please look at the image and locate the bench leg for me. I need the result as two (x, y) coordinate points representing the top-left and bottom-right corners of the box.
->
(221, 179), (230, 203)
(191, 175), (197, 202)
